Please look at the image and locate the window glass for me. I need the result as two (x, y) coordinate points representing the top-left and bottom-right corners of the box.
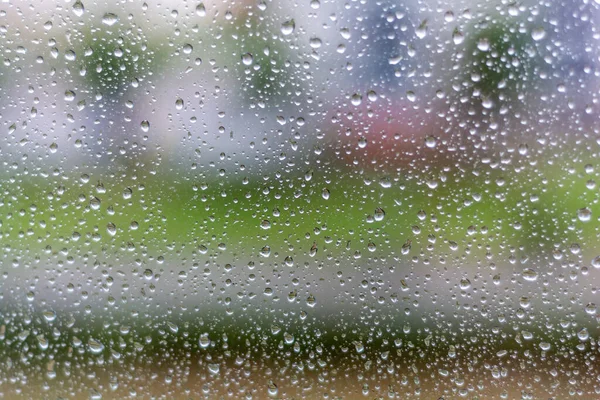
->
(0, 0), (599, 398)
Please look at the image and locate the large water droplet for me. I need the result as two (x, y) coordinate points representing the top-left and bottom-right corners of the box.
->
(88, 338), (104, 354)
(241, 52), (253, 66)
(522, 268), (538, 282)
(281, 19), (295, 36)
(531, 27), (546, 41)
(577, 208), (591, 222)
(102, 13), (119, 26)
(72, 0), (85, 17)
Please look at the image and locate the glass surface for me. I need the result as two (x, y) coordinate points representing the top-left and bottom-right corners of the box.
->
(0, 0), (599, 398)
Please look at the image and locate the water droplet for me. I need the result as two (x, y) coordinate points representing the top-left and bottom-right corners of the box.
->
(591, 256), (600, 269)
(37, 335), (49, 350)
(522, 268), (538, 282)
(577, 328), (589, 341)
(207, 363), (220, 375)
(358, 136), (367, 148)
(531, 27), (546, 41)
(175, 98), (184, 110)
(477, 38), (490, 52)
(267, 381), (278, 396)
(196, 3), (206, 16)
(577, 208), (591, 222)
(88, 338), (104, 354)
(379, 177), (392, 188)
(425, 136), (437, 148)
(322, 188), (330, 200)
(281, 19), (295, 36)
(182, 43), (193, 54)
(415, 19), (428, 39)
(107, 222), (117, 236)
(284, 332), (294, 344)
(167, 322), (178, 334)
(351, 93), (362, 106)
(374, 207), (385, 222)
(241, 52), (253, 66)
(284, 256), (294, 267)
(452, 28), (464, 45)
(260, 220), (271, 230)
(309, 242), (318, 257)
(43, 310), (56, 322)
(72, 0), (85, 17)
(90, 197), (101, 210)
(585, 303), (597, 315)
(539, 342), (551, 351)
(140, 120), (150, 132)
(64, 90), (76, 102)
(353, 341), (365, 353)
(309, 37), (322, 49)
(102, 13), (119, 26)
(306, 294), (316, 307)
(367, 90), (377, 102)
(199, 333), (211, 349)
(260, 245), (271, 257)
(459, 278), (471, 290)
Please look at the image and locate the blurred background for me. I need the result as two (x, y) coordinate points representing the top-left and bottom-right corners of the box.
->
(1, 0), (600, 398)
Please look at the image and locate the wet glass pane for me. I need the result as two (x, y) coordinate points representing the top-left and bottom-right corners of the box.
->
(0, 0), (599, 398)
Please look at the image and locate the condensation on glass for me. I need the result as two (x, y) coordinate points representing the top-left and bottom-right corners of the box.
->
(0, 0), (599, 398)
